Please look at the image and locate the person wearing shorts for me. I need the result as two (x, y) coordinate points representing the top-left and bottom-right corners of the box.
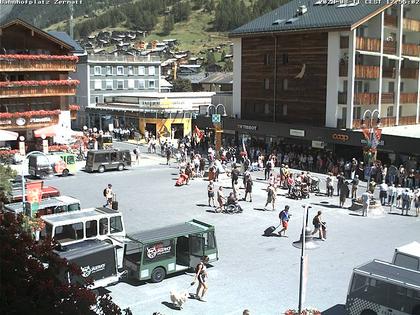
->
(192, 256), (209, 302)
(207, 181), (215, 207)
(278, 205), (290, 237)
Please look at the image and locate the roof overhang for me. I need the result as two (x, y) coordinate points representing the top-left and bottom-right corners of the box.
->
(0, 18), (73, 51)
(350, 3), (394, 30)
(229, 25), (350, 38)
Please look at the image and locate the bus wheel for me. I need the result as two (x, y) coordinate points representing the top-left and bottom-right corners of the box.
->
(62, 169), (69, 177)
(151, 267), (166, 283)
(98, 165), (105, 173)
(117, 164), (124, 171)
(361, 310), (377, 315)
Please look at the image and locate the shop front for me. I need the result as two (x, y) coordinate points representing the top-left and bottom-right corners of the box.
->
(139, 117), (192, 140)
(220, 117), (420, 164)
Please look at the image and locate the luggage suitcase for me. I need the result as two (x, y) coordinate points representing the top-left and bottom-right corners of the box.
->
(264, 226), (277, 236)
(112, 193), (118, 210)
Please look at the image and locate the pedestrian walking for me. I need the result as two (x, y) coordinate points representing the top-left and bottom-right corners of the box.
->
(207, 181), (215, 207)
(134, 146), (140, 165)
(165, 146), (171, 165)
(103, 184), (113, 207)
(191, 256), (209, 302)
(264, 159), (273, 180)
(336, 172), (344, 196)
(361, 191), (372, 217)
(379, 181), (388, 206)
(339, 181), (349, 208)
(244, 173), (253, 202)
(311, 210), (325, 240)
(388, 183), (396, 208)
(216, 186), (226, 212)
(351, 175), (359, 199)
(326, 173), (334, 197)
(264, 184), (276, 211)
(414, 189), (420, 217)
(278, 205), (290, 237)
(401, 188), (412, 215)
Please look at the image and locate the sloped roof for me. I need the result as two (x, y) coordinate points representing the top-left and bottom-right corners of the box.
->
(0, 18), (73, 50)
(200, 72), (233, 85)
(230, 0), (391, 37)
(48, 31), (85, 53)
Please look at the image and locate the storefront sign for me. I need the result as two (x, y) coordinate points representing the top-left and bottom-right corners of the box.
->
(0, 120), (12, 125)
(212, 114), (221, 124)
(290, 129), (305, 137)
(332, 134), (349, 142)
(237, 124), (258, 131)
(16, 117), (26, 126)
(29, 117), (51, 123)
(312, 141), (325, 149)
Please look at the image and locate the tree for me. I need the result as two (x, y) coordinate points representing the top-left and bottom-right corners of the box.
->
(220, 50), (226, 62)
(0, 213), (125, 315)
(223, 59), (233, 72)
(172, 78), (192, 92)
(0, 164), (16, 206)
(206, 51), (216, 66)
(162, 14), (174, 36)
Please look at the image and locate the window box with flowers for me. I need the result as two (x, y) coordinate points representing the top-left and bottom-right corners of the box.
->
(0, 110), (61, 119)
(0, 55), (79, 72)
(69, 105), (80, 120)
(0, 80), (79, 97)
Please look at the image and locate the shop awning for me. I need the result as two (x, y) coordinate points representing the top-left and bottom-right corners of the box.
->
(34, 125), (58, 138)
(0, 130), (19, 141)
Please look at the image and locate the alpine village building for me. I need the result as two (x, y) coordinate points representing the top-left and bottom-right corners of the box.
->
(0, 19), (81, 148)
(228, 0), (420, 162)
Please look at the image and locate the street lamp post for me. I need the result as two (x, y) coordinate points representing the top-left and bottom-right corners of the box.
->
(206, 104), (227, 156)
(361, 109), (381, 190)
(292, 205), (319, 314)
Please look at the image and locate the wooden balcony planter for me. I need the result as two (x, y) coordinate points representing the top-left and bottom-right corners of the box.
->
(0, 80), (79, 98)
(402, 43), (420, 57)
(355, 65), (380, 79)
(403, 18), (420, 32)
(338, 92), (347, 104)
(356, 37), (380, 52)
(384, 14), (398, 28)
(383, 41), (397, 55)
(69, 105), (80, 120)
(340, 36), (349, 49)
(0, 59), (77, 72)
(0, 110), (60, 130)
(399, 115), (418, 125)
(381, 93), (394, 104)
(354, 93), (378, 105)
(400, 93), (418, 104)
(339, 63), (348, 76)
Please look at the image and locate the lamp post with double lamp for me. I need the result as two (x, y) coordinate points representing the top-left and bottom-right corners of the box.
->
(292, 205), (320, 314)
(21, 150), (51, 217)
(361, 109), (381, 190)
(205, 104), (227, 157)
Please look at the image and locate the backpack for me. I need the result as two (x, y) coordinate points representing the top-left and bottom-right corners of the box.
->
(279, 210), (284, 220)
(103, 188), (107, 197)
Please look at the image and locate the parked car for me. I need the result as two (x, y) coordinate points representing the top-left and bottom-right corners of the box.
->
(28, 154), (53, 179)
(85, 150), (131, 173)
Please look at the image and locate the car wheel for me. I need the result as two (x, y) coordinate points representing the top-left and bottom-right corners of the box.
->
(62, 169), (69, 177)
(151, 267), (166, 283)
(40, 172), (48, 179)
(98, 165), (105, 173)
(117, 164), (124, 171)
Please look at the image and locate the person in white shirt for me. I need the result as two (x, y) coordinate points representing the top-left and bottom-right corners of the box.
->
(361, 191), (372, 217)
(388, 184), (397, 208)
(379, 181), (388, 206)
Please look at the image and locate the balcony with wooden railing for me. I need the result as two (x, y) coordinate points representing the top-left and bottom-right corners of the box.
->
(381, 92), (394, 104)
(0, 55), (78, 72)
(399, 115), (418, 125)
(384, 14), (398, 28)
(356, 37), (381, 52)
(400, 92), (418, 104)
(383, 40), (397, 55)
(0, 80), (79, 98)
(0, 109), (60, 130)
(355, 65), (380, 79)
(382, 67), (395, 79)
(401, 68), (418, 79)
(403, 17), (420, 32)
(402, 43), (420, 57)
(354, 93), (378, 105)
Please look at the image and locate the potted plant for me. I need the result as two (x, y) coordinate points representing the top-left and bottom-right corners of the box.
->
(284, 309), (321, 315)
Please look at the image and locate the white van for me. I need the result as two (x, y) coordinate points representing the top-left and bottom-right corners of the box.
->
(40, 207), (126, 268)
(393, 242), (420, 271)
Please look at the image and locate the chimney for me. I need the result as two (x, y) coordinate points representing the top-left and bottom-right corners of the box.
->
(297, 5), (307, 16)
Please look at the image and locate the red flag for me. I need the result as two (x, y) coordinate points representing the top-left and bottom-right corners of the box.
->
(26, 181), (43, 204)
(374, 128), (382, 141)
(193, 126), (204, 142)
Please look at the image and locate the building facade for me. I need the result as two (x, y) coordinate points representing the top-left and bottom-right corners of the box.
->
(229, 1), (420, 160)
(0, 19), (79, 145)
(73, 55), (161, 129)
(85, 92), (215, 139)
